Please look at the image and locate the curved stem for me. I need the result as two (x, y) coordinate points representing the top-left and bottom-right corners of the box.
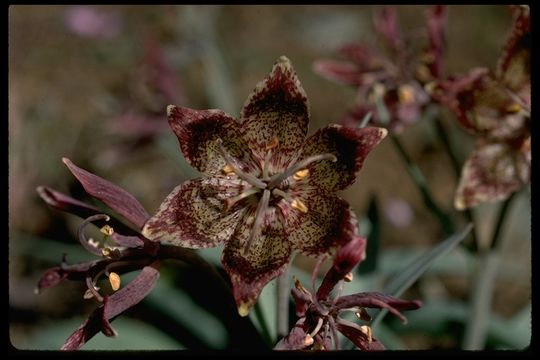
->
(433, 115), (479, 252)
(390, 135), (455, 236)
(276, 269), (290, 338)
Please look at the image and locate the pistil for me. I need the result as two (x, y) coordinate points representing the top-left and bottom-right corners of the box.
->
(244, 189), (271, 254)
(216, 139), (267, 190)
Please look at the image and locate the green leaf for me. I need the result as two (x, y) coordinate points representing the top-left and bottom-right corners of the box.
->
(372, 224), (473, 328)
(356, 196), (379, 275)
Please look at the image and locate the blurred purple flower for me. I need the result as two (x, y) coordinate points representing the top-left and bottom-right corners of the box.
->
(314, 6), (447, 133)
(432, 6), (530, 209)
(383, 197), (414, 228)
(275, 236), (421, 351)
(64, 6), (122, 39)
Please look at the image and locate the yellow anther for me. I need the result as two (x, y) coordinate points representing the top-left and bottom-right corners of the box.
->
(102, 248), (111, 257)
(100, 225), (114, 236)
(416, 64), (432, 82)
(238, 302), (250, 317)
(398, 84), (416, 104)
(291, 198), (308, 213)
(109, 272), (121, 291)
(355, 308), (372, 321)
(506, 102), (522, 113)
(360, 325), (372, 343)
(88, 238), (100, 248)
(344, 272), (354, 282)
(83, 289), (95, 299)
(265, 136), (279, 150)
(293, 169), (309, 181)
(303, 334), (314, 346)
(222, 164), (235, 174)
(369, 83), (386, 102)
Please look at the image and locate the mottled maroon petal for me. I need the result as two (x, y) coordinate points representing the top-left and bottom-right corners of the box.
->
(300, 125), (387, 191)
(374, 6), (401, 49)
(240, 56), (309, 167)
(111, 233), (145, 248)
(221, 206), (291, 316)
(336, 322), (386, 351)
(334, 292), (422, 323)
(284, 194), (357, 258)
(61, 262), (160, 350)
(424, 5), (447, 79)
(274, 319), (311, 350)
(454, 142), (528, 210)
(167, 106), (256, 176)
(497, 5), (530, 92)
(62, 158), (150, 231)
(143, 178), (247, 248)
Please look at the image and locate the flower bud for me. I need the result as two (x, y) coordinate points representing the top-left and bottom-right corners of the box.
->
(333, 236), (367, 276)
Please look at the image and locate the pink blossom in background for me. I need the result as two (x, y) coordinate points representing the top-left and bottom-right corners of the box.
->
(383, 197), (414, 228)
(64, 6), (122, 39)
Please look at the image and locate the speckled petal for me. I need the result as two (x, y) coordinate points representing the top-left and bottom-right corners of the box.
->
(142, 178), (248, 248)
(283, 194), (358, 257)
(274, 318), (311, 350)
(222, 205), (291, 316)
(300, 125), (387, 191)
(167, 105), (256, 176)
(454, 142), (528, 210)
(240, 56), (309, 166)
(497, 5), (530, 93)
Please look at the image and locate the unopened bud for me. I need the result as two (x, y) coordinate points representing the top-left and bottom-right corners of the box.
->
(333, 236), (367, 276)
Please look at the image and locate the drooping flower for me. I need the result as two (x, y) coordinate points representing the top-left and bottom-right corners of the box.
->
(36, 158), (183, 350)
(432, 5), (530, 209)
(275, 237), (422, 351)
(313, 6), (447, 133)
(142, 56), (388, 316)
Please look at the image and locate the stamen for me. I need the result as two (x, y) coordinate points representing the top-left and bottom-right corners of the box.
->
(272, 188), (292, 202)
(309, 317), (324, 338)
(303, 335), (314, 347)
(78, 214), (110, 256)
(268, 153), (337, 189)
(85, 273), (103, 302)
(265, 136), (279, 150)
(343, 272), (353, 282)
(224, 187), (260, 210)
(262, 150), (273, 181)
(506, 102), (522, 113)
(244, 189), (270, 255)
(398, 84), (415, 104)
(100, 225), (114, 236)
(108, 272), (121, 291)
(222, 164), (235, 174)
(291, 199), (308, 213)
(360, 325), (373, 343)
(216, 139), (267, 190)
(293, 169), (309, 181)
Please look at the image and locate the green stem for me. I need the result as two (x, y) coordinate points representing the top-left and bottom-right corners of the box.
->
(433, 115), (479, 252)
(253, 299), (273, 346)
(463, 194), (515, 349)
(276, 269), (290, 338)
(489, 194), (515, 251)
(390, 135), (455, 236)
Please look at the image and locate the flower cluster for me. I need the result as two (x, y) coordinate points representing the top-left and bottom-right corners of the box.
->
(432, 5), (530, 209)
(275, 236), (421, 350)
(313, 6), (447, 133)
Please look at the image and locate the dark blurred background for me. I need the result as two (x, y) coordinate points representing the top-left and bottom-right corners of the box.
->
(9, 5), (530, 350)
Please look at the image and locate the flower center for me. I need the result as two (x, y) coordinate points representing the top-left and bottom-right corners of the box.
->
(217, 138), (337, 254)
